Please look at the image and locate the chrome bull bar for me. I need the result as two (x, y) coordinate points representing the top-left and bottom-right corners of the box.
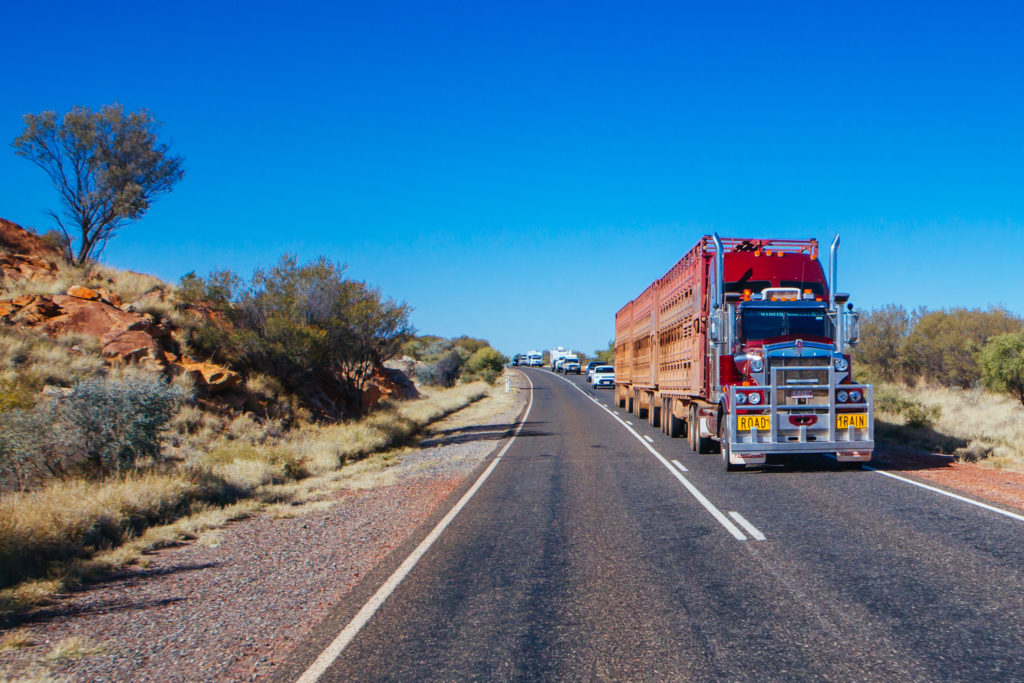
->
(727, 363), (874, 458)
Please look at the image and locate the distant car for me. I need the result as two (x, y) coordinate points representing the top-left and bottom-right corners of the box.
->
(585, 361), (604, 382)
(553, 358), (566, 373)
(592, 366), (615, 389)
(564, 358), (581, 374)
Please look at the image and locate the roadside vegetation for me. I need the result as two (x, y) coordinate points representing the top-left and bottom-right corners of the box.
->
(399, 335), (508, 386)
(0, 380), (491, 617)
(0, 104), (515, 625)
(856, 305), (1024, 469)
(0, 246), (507, 620)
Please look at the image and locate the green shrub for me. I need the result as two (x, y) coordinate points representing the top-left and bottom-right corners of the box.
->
(979, 331), (1024, 404)
(875, 387), (940, 428)
(898, 307), (1021, 388)
(0, 379), (36, 413)
(417, 350), (463, 387)
(461, 347), (507, 385)
(0, 377), (187, 486)
(180, 256), (413, 414)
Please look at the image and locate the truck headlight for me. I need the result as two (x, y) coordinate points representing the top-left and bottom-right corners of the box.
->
(836, 390), (849, 403)
(850, 389), (863, 403)
(736, 392), (748, 404)
(749, 357), (764, 373)
(834, 357), (849, 372)
(748, 392), (762, 405)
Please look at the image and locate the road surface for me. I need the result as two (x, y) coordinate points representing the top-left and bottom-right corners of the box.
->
(279, 367), (1024, 681)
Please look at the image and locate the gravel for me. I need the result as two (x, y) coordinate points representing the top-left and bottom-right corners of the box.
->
(0, 379), (527, 682)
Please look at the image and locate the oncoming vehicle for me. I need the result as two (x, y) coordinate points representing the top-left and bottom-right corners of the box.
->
(528, 352), (543, 367)
(585, 361), (604, 382)
(614, 234), (872, 471)
(592, 366), (615, 389)
(564, 357), (581, 374)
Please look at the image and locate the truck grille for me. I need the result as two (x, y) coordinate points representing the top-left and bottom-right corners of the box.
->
(771, 357), (830, 406)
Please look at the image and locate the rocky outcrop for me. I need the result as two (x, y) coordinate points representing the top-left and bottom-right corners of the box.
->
(0, 217), (417, 418)
(0, 218), (62, 285)
(361, 367), (420, 411)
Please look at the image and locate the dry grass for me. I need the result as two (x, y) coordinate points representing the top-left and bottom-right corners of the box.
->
(0, 262), (169, 309)
(0, 381), (491, 616)
(0, 473), (201, 591)
(0, 265), (89, 300)
(0, 631), (35, 651)
(0, 667), (69, 683)
(86, 265), (167, 304)
(0, 327), (106, 392)
(41, 636), (105, 662)
(875, 382), (1024, 471)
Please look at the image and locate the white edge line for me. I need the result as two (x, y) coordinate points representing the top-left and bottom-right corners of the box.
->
(552, 374), (746, 541)
(728, 511), (766, 541)
(296, 372), (536, 682)
(670, 459), (688, 473)
(866, 466), (1024, 523)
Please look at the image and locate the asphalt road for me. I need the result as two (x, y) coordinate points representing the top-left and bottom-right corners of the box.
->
(283, 367), (1024, 682)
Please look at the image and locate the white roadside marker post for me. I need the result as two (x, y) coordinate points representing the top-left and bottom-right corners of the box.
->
(505, 376), (511, 392)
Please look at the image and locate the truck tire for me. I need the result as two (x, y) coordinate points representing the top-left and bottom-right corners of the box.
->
(690, 404), (715, 454)
(721, 421), (742, 471)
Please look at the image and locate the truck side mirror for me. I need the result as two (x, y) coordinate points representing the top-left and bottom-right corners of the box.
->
(708, 315), (721, 343)
(844, 309), (861, 346)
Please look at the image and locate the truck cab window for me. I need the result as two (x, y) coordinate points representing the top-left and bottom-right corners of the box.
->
(740, 308), (832, 341)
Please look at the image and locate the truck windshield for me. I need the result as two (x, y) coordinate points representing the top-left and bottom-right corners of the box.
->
(740, 308), (832, 341)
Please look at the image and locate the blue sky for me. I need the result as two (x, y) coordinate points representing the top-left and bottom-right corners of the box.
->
(2, 1), (1023, 355)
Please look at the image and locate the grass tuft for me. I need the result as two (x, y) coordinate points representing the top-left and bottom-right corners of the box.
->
(0, 630), (35, 651)
(41, 636), (105, 662)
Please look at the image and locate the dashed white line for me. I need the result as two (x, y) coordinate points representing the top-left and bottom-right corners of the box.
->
(671, 470), (748, 540)
(671, 459), (689, 473)
(728, 511), (766, 541)
(626, 420), (634, 425)
(296, 372), (536, 682)
(866, 466), (1024, 524)
(552, 374), (749, 541)
(644, 435), (655, 443)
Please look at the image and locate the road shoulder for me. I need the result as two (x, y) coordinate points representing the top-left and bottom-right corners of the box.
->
(0, 373), (530, 683)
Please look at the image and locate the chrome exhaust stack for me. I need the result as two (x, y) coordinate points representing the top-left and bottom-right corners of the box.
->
(829, 234), (843, 353)
(829, 234), (840, 309)
(713, 233), (725, 310)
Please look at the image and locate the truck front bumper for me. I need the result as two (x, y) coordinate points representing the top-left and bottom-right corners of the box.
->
(726, 384), (874, 465)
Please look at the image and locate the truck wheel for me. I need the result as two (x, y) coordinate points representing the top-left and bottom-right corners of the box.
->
(721, 423), (742, 472)
(690, 404), (715, 454)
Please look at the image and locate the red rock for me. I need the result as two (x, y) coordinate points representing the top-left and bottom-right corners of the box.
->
(42, 295), (145, 339)
(67, 285), (101, 301)
(102, 330), (167, 364)
(0, 218), (62, 284)
(0, 218), (60, 257)
(170, 359), (241, 394)
(95, 288), (124, 307)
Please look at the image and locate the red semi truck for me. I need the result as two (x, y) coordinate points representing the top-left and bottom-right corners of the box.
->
(614, 235), (873, 470)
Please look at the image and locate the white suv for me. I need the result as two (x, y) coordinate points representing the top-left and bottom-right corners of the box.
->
(592, 366), (615, 389)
